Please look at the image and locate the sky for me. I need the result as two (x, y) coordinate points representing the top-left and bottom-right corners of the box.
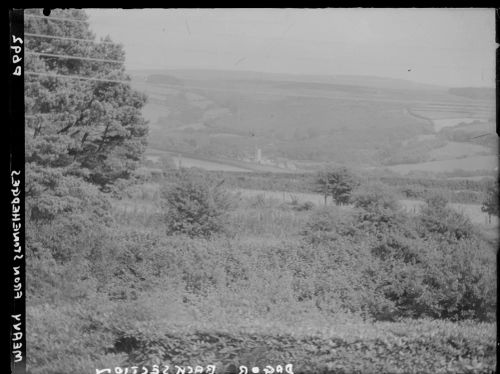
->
(86, 8), (496, 87)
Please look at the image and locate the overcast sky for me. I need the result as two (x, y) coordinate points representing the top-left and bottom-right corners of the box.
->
(86, 8), (496, 87)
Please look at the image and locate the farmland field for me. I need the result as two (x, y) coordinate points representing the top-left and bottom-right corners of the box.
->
(235, 188), (498, 226)
(427, 142), (493, 161)
(145, 147), (300, 173)
(113, 181), (499, 231)
(170, 156), (253, 172)
(432, 118), (486, 132)
(386, 155), (497, 174)
(130, 71), (496, 180)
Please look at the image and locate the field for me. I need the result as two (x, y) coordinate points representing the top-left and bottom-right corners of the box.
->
(145, 147), (296, 173)
(386, 155), (497, 175)
(427, 142), (492, 161)
(432, 118), (484, 132)
(115, 183), (499, 229)
(130, 70), (496, 178)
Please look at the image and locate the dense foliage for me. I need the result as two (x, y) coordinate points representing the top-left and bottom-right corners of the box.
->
(302, 186), (495, 321)
(377, 137), (446, 165)
(161, 170), (232, 237)
(314, 167), (359, 205)
(25, 9), (497, 373)
(25, 9), (148, 196)
(29, 301), (496, 374)
(28, 171), (497, 373)
(418, 194), (476, 241)
(189, 170), (492, 204)
(481, 178), (499, 222)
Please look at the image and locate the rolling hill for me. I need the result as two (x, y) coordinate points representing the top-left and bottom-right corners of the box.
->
(129, 69), (497, 176)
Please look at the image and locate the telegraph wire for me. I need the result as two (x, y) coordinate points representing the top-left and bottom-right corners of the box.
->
(25, 13), (89, 24)
(24, 12), (490, 72)
(25, 72), (495, 139)
(25, 32), (117, 45)
(26, 71), (131, 84)
(26, 51), (124, 64)
(23, 32), (480, 71)
(470, 133), (494, 139)
(24, 12), (495, 142)
(25, 70), (496, 110)
(26, 44), (476, 71)
(25, 70), (374, 99)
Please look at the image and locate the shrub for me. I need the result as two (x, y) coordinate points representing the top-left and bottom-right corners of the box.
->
(229, 207), (307, 238)
(106, 318), (496, 374)
(420, 238), (496, 321)
(27, 300), (126, 374)
(161, 170), (232, 238)
(351, 182), (413, 239)
(418, 194), (476, 241)
(481, 178), (499, 222)
(290, 200), (315, 212)
(301, 207), (360, 245)
(300, 182), (496, 321)
(352, 182), (400, 212)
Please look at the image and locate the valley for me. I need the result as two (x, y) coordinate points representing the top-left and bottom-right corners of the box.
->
(131, 69), (496, 178)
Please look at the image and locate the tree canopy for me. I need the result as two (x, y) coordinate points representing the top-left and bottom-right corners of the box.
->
(25, 9), (148, 220)
(314, 166), (358, 205)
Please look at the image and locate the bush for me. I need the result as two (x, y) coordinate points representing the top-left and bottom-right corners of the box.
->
(418, 194), (476, 241)
(299, 183), (496, 322)
(351, 182), (412, 239)
(352, 182), (401, 212)
(161, 170), (232, 238)
(106, 318), (495, 374)
(481, 178), (499, 222)
(290, 200), (315, 212)
(421, 238), (496, 321)
(27, 300), (126, 374)
(301, 207), (359, 244)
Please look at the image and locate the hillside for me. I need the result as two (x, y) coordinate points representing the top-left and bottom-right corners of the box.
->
(130, 69), (496, 176)
(26, 9), (497, 374)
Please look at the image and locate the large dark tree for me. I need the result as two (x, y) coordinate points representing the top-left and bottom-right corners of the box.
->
(24, 9), (148, 220)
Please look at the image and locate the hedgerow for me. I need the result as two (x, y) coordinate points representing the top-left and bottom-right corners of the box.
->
(27, 299), (496, 374)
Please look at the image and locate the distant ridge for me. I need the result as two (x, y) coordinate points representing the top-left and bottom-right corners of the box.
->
(145, 74), (183, 86)
(128, 68), (446, 91)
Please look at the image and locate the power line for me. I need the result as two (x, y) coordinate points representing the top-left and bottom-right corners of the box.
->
(23, 29), (482, 72)
(25, 70), (496, 108)
(26, 71), (131, 84)
(25, 12), (491, 76)
(25, 71), (305, 96)
(26, 112), (75, 117)
(470, 133), (494, 139)
(24, 25), (479, 71)
(25, 13), (89, 24)
(26, 51), (124, 64)
(26, 45), (477, 72)
(25, 70), (382, 101)
(25, 32), (117, 45)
